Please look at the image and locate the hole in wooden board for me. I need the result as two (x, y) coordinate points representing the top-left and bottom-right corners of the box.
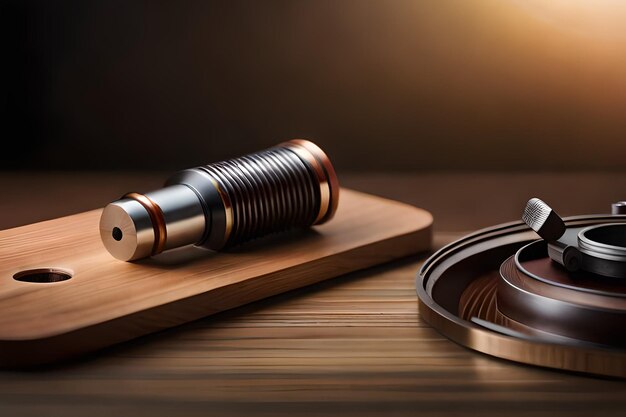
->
(13, 268), (73, 283)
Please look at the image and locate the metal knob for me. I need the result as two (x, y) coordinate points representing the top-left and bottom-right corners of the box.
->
(99, 139), (340, 261)
(612, 201), (626, 215)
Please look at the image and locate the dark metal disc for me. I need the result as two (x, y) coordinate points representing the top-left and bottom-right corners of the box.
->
(417, 214), (626, 378)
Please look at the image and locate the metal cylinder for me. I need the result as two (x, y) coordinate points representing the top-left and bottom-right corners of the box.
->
(99, 139), (340, 261)
(612, 201), (626, 215)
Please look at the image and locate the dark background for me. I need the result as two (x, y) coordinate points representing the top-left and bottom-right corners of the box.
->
(3, 0), (626, 172)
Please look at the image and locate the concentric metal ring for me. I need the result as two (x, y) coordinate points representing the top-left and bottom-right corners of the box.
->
(578, 223), (626, 261)
(123, 192), (168, 256)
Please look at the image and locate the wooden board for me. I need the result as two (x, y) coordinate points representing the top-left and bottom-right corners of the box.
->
(0, 188), (432, 367)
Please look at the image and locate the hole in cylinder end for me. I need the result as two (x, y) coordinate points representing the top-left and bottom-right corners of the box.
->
(13, 268), (73, 283)
(112, 227), (123, 241)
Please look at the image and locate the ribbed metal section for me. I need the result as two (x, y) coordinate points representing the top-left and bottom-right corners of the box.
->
(198, 146), (320, 246)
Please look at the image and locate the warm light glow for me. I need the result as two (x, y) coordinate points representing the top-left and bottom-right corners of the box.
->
(511, 0), (626, 39)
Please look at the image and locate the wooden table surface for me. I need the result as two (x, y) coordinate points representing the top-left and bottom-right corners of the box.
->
(1, 172), (626, 416)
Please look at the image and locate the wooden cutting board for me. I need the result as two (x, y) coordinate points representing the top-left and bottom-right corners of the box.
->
(0, 189), (431, 367)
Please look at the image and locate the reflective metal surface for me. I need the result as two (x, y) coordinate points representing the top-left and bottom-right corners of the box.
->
(100, 139), (340, 261)
(417, 214), (626, 378)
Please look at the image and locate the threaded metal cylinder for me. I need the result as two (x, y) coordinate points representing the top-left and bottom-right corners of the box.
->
(99, 139), (339, 261)
(198, 145), (320, 246)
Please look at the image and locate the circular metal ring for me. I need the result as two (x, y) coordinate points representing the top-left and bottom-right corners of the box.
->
(124, 192), (168, 256)
(416, 214), (626, 378)
(578, 223), (626, 262)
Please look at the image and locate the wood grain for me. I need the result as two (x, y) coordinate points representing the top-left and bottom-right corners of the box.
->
(0, 173), (625, 417)
(0, 189), (431, 366)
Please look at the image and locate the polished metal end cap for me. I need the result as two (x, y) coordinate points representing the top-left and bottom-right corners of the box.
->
(99, 199), (155, 261)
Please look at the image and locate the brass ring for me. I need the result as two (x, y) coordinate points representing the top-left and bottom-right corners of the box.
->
(283, 139), (340, 224)
(206, 176), (234, 245)
(124, 192), (167, 256)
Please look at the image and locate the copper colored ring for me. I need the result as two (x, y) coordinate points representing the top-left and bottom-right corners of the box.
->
(206, 176), (234, 245)
(124, 192), (167, 256)
(283, 139), (340, 224)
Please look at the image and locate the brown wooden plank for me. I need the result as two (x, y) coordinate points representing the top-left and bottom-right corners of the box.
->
(0, 188), (432, 366)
